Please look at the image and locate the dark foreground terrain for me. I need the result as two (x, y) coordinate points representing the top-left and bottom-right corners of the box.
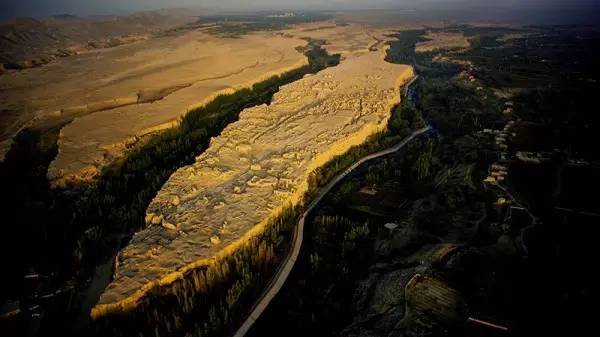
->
(248, 25), (600, 337)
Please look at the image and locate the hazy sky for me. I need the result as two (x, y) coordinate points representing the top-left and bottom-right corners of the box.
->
(1, 0), (599, 23)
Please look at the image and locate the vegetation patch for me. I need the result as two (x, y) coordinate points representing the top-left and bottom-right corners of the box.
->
(196, 12), (333, 38)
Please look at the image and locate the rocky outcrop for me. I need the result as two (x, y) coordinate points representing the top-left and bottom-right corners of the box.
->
(92, 50), (414, 318)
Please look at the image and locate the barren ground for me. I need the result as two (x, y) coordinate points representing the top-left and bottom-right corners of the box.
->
(96, 49), (413, 306)
(0, 28), (308, 183)
(50, 32), (310, 186)
(0, 21), (393, 186)
(285, 21), (396, 57)
(0, 9), (196, 70)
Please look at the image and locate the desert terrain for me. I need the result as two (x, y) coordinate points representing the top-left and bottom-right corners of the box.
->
(0, 9), (196, 71)
(0, 10), (197, 156)
(283, 21), (394, 57)
(47, 32), (308, 186)
(94, 48), (413, 309)
(0, 28), (308, 184)
(0, 18), (396, 187)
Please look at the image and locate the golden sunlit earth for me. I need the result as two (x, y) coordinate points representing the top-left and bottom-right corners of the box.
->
(96, 48), (413, 308)
(1, 3), (599, 337)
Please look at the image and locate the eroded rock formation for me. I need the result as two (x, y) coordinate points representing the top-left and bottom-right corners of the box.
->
(94, 50), (414, 313)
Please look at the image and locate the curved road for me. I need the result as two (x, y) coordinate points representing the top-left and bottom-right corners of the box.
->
(233, 123), (432, 337)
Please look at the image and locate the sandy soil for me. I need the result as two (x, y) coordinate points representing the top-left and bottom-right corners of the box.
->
(95, 49), (414, 307)
(415, 31), (470, 53)
(0, 28), (308, 183)
(0, 9), (197, 70)
(0, 21), (393, 181)
(0, 10), (200, 161)
(285, 21), (396, 58)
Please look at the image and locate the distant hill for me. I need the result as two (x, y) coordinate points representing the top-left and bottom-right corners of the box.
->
(0, 10), (196, 71)
(50, 14), (79, 20)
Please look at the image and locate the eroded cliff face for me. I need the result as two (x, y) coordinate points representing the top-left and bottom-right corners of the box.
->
(92, 49), (413, 315)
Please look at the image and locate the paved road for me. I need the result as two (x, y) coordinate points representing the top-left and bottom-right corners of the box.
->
(233, 124), (432, 337)
(403, 74), (419, 100)
(495, 183), (539, 255)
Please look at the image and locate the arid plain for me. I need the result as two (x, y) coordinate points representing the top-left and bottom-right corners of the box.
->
(0, 18), (405, 187)
(1, 28), (309, 185)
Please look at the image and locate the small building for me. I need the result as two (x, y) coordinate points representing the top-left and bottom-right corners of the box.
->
(505, 206), (532, 235)
(503, 102), (514, 115)
(491, 164), (507, 171)
(516, 151), (552, 164)
(484, 176), (497, 185)
(384, 223), (399, 231)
